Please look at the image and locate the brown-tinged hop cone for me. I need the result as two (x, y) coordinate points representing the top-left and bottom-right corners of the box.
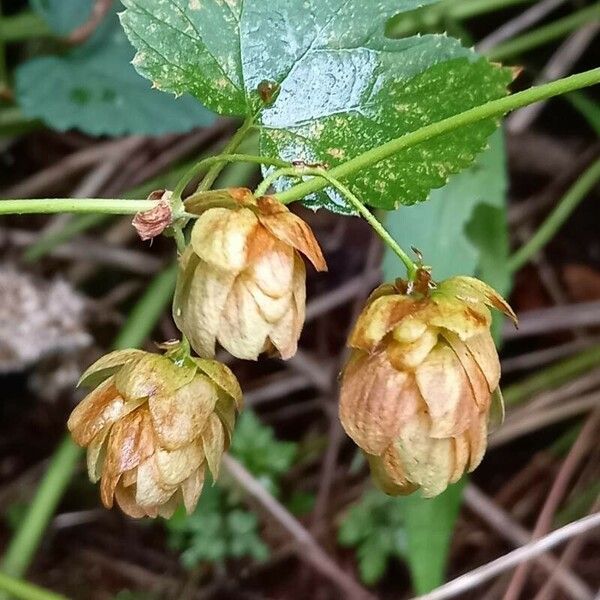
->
(339, 270), (517, 498)
(68, 349), (242, 518)
(174, 188), (327, 361)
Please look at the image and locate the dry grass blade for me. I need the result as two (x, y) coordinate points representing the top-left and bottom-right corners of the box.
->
(502, 410), (600, 600)
(412, 513), (600, 600)
(477, 0), (567, 52)
(464, 484), (593, 600)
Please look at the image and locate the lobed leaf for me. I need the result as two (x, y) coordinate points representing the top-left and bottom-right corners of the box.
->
(120, 0), (512, 212)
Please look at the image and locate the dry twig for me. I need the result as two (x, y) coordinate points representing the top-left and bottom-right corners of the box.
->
(502, 410), (600, 600)
(464, 484), (593, 600)
(222, 455), (374, 600)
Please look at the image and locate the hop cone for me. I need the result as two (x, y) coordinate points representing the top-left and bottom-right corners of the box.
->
(339, 271), (516, 498)
(174, 188), (327, 361)
(68, 349), (242, 518)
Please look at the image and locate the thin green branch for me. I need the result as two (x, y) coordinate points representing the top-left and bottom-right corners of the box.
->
(0, 198), (156, 216)
(0, 266), (178, 584)
(254, 166), (301, 197)
(196, 117), (256, 192)
(487, 3), (600, 61)
(172, 152), (289, 200)
(24, 158), (211, 262)
(0, 572), (68, 600)
(275, 68), (600, 206)
(508, 157), (600, 272)
(272, 166), (418, 279)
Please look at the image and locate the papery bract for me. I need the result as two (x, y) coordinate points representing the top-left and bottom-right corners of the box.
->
(174, 189), (327, 361)
(339, 272), (516, 497)
(68, 349), (242, 518)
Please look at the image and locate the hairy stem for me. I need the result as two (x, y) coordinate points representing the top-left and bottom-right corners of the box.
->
(275, 68), (600, 206)
(508, 157), (600, 272)
(0, 266), (177, 585)
(487, 3), (600, 61)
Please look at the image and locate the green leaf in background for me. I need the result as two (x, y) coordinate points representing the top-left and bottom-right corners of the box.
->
(166, 411), (296, 568)
(403, 480), (465, 594)
(380, 130), (509, 593)
(230, 410), (297, 497)
(338, 490), (408, 586)
(120, 0), (512, 212)
(16, 0), (215, 136)
(383, 130), (510, 293)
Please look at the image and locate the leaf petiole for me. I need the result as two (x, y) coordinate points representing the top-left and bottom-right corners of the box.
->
(172, 152), (291, 200)
(196, 116), (255, 192)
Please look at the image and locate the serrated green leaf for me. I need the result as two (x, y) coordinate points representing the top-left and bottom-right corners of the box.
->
(18, 1), (215, 136)
(338, 490), (408, 586)
(120, 0), (511, 212)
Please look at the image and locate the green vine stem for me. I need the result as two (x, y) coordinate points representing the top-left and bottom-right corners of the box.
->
(275, 68), (600, 206)
(0, 266), (178, 589)
(0, 69), (599, 218)
(487, 3), (600, 61)
(172, 152), (289, 200)
(196, 117), (256, 192)
(508, 157), (600, 273)
(265, 166), (418, 280)
(0, 198), (157, 216)
(1, 69), (599, 219)
(0, 571), (67, 600)
(24, 157), (212, 263)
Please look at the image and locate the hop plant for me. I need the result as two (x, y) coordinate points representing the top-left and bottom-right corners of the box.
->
(173, 188), (327, 361)
(68, 347), (242, 518)
(339, 270), (516, 498)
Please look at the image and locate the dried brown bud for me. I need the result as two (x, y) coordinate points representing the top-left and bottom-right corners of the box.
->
(68, 349), (242, 518)
(339, 274), (516, 498)
(174, 189), (327, 360)
(132, 190), (173, 241)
